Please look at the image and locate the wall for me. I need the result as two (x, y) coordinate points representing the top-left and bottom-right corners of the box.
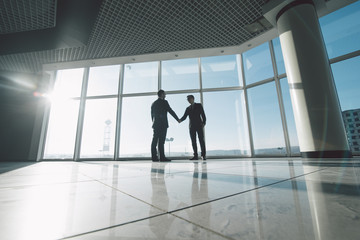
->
(0, 71), (46, 161)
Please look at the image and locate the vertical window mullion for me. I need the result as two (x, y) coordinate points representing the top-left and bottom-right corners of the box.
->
(158, 61), (162, 90)
(74, 67), (89, 161)
(269, 40), (291, 157)
(241, 54), (255, 157)
(198, 58), (204, 105)
(114, 64), (124, 160)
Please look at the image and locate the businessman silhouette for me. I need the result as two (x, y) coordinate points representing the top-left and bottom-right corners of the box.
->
(179, 95), (206, 160)
(151, 90), (180, 162)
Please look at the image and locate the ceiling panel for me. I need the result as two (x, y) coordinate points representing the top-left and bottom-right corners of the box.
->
(0, 0), (57, 34)
(0, 0), (271, 73)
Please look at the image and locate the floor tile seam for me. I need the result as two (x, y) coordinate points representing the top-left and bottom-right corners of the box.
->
(90, 166), (330, 216)
(59, 212), (170, 240)
(60, 210), (232, 240)
(175, 170), (297, 182)
(166, 167), (330, 215)
(167, 213), (235, 240)
(0, 177), (103, 190)
(91, 178), (169, 213)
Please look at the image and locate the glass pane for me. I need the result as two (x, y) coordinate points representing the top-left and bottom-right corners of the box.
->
(119, 96), (154, 157)
(52, 68), (84, 98)
(123, 62), (158, 94)
(44, 68), (84, 159)
(44, 99), (79, 159)
(162, 58), (199, 91)
(165, 93), (201, 157)
(320, 1), (360, 59)
(280, 78), (300, 155)
(80, 98), (118, 158)
(272, 38), (286, 75)
(203, 90), (250, 156)
(87, 65), (120, 96)
(201, 55), (243, 88)
(331, 56), (360, 111)
(247, 82), (286, 155)
(243, 42), (274, 85)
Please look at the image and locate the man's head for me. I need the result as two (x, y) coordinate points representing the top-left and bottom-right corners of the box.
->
(187, 95), (195, 104)
(158, 90), (166, 99)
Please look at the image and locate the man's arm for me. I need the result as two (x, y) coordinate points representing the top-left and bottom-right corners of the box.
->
(179, 108), (189, 122)
(151, 103), (155, 122)
(166, 101), (180, 121)
(200, 104), (206, 126)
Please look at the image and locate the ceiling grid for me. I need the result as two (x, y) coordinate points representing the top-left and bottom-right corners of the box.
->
(0, 0), (271, 73)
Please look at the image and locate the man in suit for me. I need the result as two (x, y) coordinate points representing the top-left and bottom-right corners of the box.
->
(179, 95), (207, 160)
(151, 90), (180, 162)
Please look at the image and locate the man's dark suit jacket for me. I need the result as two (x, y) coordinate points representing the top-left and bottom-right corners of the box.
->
(151, 98), (179, 129)
(180, 103), (206, 129)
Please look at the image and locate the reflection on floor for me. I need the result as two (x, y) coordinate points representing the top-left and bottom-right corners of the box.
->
(0, 158), (359, 240)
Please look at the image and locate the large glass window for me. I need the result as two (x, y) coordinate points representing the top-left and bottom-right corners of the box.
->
(43, 68), (84, 159)
(243, 42), (274, 85)
(123, 62), (158, 94)
(119, 96), (154, 157)
(161, 58), (199, 91)
(247, 82), (286, 155)
(280, 78), (300, 155)
(165, 93), (201, 157)
(87, 65), (120, 96)
(272, 38), (286, 75)
(203, 90), (250, 156)
(49, 68), (84, 99)
(80, 98), (118, 158)
(331, 56), (360, 111)
(320, 1), (360, 59)
(201, 55), (243, 89)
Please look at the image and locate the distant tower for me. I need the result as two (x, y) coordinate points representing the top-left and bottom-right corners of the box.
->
(103, 119), (112, 154)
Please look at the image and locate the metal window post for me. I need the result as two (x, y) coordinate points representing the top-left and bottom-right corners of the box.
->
(114, 64), (124, 160)
(74, 67), (89, 161)
(269, 40), (291, 157)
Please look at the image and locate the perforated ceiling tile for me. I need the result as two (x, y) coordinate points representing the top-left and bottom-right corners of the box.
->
(0, 0), (56, 34)
(0, 0), (270, 73)
(85, 0), (267, 59)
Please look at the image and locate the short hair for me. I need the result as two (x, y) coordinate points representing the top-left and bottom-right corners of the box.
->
(158, 89), (165, 97)
(187, 95), (195, 100)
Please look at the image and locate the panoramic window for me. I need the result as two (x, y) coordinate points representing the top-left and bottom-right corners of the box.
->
(119, 95), (154, 157)
(331, 56), (360, 111)
(247, 82), (286, 156)
(43, 68), (84, 159)
(80, 98), (118, 158)
(123, 62), (158, 94)
(320, 1), (360, 59)
(162, 58), (199, 91)
(243, 42), (274, 85)
(203, 90), (250, 156)
(87, 65), (120, 96)
(272, 38), (286, 75)
(201, 55), (243, 89)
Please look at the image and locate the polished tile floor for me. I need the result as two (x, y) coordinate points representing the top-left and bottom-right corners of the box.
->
(0, 158), (359, 240)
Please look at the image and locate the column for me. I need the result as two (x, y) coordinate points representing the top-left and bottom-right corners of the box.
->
(264, 0), (351, 158)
